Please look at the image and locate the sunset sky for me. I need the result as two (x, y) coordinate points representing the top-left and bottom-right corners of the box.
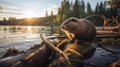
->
(0, 0), (104, 20)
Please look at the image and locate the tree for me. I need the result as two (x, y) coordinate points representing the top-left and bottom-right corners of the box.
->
(79, 0), (86, 18)
(86, 2), (93, 15)
(3, 17), (7, 22)
(55, 0), (71, 23)
(72, 0), (80, 18)
(0, 7), (2, 12)
(99, 2), (104, 15)
(46, 11), (48, 17)
(95, 3), (99, 14)
(62, 0), (71, 19)
(49, 10), (54, 22)
(51, 10), (53, 16)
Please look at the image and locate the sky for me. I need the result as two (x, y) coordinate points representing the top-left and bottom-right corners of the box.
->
(0, 0), (105, 20)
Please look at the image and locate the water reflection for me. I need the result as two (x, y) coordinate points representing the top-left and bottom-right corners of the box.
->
(0, 25), (61, 58)
(27, 26), (32, 33)
(0, 25), (60, 38)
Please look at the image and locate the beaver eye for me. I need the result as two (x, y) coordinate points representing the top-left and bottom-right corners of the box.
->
(61, 25), (67, 30)
(71, 18), (77, 22)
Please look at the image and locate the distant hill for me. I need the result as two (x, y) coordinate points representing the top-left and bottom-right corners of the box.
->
(0, 16), (56, 26)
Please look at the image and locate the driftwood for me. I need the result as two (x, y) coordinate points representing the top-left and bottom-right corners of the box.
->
(0, 43), (52, 67)
(97, 26), (119, 30)
(102, 15), (111, 27)
(96, 35), (120, 38)
(102, 16), (119, 27)
(97, 26), (120, 32)
(97, 31), (120, 36)
(96, 30), (120, 39)
(40, 34), (71, 67)
(0, 47), (24, 59)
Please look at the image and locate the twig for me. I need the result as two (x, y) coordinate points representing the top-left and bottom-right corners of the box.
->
(40, 34), (71, 66)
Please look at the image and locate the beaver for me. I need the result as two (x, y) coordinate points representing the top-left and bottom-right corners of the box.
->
(48, 17), (96, 67)
(61, 17), (96, 42)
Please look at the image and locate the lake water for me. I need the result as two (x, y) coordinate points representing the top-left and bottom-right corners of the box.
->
(0, 25), (60, 57)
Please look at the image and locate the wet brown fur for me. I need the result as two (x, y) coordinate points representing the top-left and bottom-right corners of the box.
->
(61, 17), (96, 41)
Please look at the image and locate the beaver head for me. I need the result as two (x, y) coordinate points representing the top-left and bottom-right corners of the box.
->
(61, 17), (96, 42)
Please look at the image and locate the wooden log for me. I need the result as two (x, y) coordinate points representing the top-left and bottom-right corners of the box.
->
(55, 31), (120, 39)
(96, 26), (120, 31)
(96, 35), (120, 38)
(97, 31), (120, 35)
(0, 44), (52, 67)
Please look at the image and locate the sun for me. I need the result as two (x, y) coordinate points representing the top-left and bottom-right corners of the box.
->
(21, 9), (37, 18)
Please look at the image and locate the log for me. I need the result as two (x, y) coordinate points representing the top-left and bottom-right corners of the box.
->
(96, 35), (120, 38)
(96, 31), (120, 38)
(97, 31), (120, 35)
(0, 44), (52, 67)
(54, 32), (120, 39)
(96, 26), (120, 31)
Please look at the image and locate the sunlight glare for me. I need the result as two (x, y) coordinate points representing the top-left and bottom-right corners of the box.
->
(21, 9), (37, 18)
(27, 26), (32, 33)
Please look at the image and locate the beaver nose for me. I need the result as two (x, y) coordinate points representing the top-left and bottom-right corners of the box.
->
(61, 25), (67, 30)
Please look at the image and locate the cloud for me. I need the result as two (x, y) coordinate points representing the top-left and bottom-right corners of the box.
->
(0, 0), (23, 13)
(0, 3), (20, 10)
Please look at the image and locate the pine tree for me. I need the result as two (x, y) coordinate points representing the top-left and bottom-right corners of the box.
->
(51, 10), (53, 16)
(3, 17), (7, 22)
(56, 8), (62, 23)
(80, 0), (86, 18)
(99, 2), (106, 15)
(95, 3), (99, 14)
(72, 0), (80, 18)
(99, 2), (103, 15)
(63, 0), (71, 19)
(45, 11), (48, 17)
(86, 2), (93, 15)
(55, 0), (71, 23)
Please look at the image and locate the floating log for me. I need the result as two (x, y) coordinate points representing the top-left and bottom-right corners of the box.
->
(96, 31), (120, 38)
(96, 25), (120, 32)
(96, 35), (120, 38)
(97, 31), (120, 35)
(96, 30), (120, 39)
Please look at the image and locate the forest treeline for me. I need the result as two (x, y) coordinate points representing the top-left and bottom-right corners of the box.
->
(0, 16), (56, 26)
(0, 0), (119, 26)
